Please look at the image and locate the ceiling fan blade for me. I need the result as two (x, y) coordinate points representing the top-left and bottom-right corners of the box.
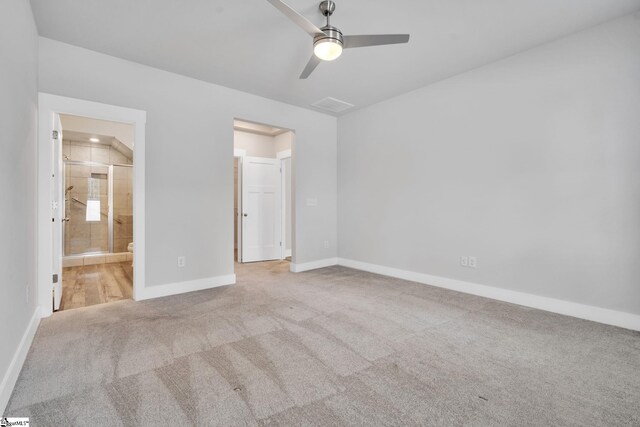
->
(299, 54), (321, 79)
(343, 34), (410, 49)
(266, 0), (325, 37)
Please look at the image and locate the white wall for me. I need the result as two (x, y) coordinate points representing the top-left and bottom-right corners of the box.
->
(233, 130), (293, 158)
(0, 0), (39, 412)
(338, 14), (640, 316)
(275, 132), (294, 154)
(39, 37), (337, 288)
(234, 130), (276, 158)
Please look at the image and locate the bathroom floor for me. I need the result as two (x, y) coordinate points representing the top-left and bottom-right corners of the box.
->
(60, 262), (133, 311)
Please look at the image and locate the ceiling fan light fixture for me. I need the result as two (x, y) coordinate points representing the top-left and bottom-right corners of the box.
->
(266, 0), (410, 78)
(314, 39), (342, 61)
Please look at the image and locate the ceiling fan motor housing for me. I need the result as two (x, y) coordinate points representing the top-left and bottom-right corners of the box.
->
(316, 1), (341, 48)
(314, 25), (343, 49)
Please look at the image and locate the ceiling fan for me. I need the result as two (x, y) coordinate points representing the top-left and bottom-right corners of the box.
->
(266, 0), (410, 79)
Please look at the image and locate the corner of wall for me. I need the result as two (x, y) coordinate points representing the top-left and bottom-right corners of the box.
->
(0, 307), (41, 414)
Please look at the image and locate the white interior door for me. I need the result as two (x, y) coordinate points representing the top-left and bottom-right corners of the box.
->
(241, 156), (281, 262)
(52, 113), (63, 310)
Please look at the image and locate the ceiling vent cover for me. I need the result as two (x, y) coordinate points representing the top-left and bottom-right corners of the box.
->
(311, 97), (354, 113)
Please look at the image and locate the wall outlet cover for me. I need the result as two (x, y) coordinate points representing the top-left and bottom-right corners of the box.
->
(177, 256), (186, 268)
(468, 256), (477, 268)
(461, 256), (468, 267)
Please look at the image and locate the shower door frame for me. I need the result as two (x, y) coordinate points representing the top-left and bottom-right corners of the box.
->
(62, 159), (133, 256)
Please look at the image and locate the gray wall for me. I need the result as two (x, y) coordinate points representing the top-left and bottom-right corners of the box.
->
(338, 14), (640, 315)
(39, 37), (337, 288)
(0, 0), (38, 410)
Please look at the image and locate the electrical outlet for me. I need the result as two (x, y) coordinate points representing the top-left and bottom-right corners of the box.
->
(324, 240), (329, 249)
(468, 256), (477, 268)
(460, 256), (468, 267)
(177, 256), (186, 268)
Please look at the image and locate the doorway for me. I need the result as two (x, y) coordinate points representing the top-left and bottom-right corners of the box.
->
(58, 115), (135, 310)
(37, 94), (146, 318)
(233, 119), (293, 265)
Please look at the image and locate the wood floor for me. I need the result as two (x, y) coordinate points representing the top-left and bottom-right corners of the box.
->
(60, 262), (133, 311)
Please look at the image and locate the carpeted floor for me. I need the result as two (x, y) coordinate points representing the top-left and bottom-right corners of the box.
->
(6, 261), (640, 425)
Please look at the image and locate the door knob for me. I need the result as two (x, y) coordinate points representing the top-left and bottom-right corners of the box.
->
(243, 213), (248, 217)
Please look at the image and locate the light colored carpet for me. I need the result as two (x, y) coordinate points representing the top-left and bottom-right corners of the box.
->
(6, 261), (640, 425)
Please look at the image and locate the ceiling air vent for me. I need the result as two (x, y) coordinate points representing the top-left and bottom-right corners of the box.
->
(311, 97), (354, 114)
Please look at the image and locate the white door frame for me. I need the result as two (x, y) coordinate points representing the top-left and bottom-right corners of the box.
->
(277, 149), (292, 260)
(232, 118), (296, 267)
(234, 148), (246, 262)
(37, 93), (147, 317)
(52, 114), (63, 310)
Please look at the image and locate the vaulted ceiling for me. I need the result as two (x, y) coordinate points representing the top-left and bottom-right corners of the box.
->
(30, 0), (640, 114)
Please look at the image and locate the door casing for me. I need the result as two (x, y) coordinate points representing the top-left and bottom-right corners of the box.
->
(37, 93), (146, 316)
(277, 149), (292, 259)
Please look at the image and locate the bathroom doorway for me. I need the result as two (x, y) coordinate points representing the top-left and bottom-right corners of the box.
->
(58, 114), (135, 310)
(38, 93), (146, 318)
(233, 119), (293, 265)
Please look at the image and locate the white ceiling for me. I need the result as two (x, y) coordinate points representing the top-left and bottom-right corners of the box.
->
(30, 0), (640, 115)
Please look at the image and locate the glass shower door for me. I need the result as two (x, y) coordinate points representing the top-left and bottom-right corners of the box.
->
(112, 165), (133, 253)
(64, 162), (109, 255)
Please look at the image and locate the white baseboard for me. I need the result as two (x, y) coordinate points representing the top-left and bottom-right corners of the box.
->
(290, 257), (338, 273)
(337, 258), (640, 332)
(136, 274), (236, 300)
(285, 249), (292, 258)
(1, 307), (41, 414)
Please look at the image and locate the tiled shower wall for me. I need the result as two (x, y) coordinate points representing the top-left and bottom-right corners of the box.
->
(63, 140), (133, 255)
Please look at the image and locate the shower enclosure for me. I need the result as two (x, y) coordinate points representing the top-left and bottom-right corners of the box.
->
(63, 159), (133, 256)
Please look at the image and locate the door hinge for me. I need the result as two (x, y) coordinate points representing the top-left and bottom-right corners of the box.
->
(52, 273), (58, 283)
(280, 241), (282, 246)
(52, 130), (59, 140)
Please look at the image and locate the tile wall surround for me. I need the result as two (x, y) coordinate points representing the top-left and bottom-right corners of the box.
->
(63, 140), (133, 256)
